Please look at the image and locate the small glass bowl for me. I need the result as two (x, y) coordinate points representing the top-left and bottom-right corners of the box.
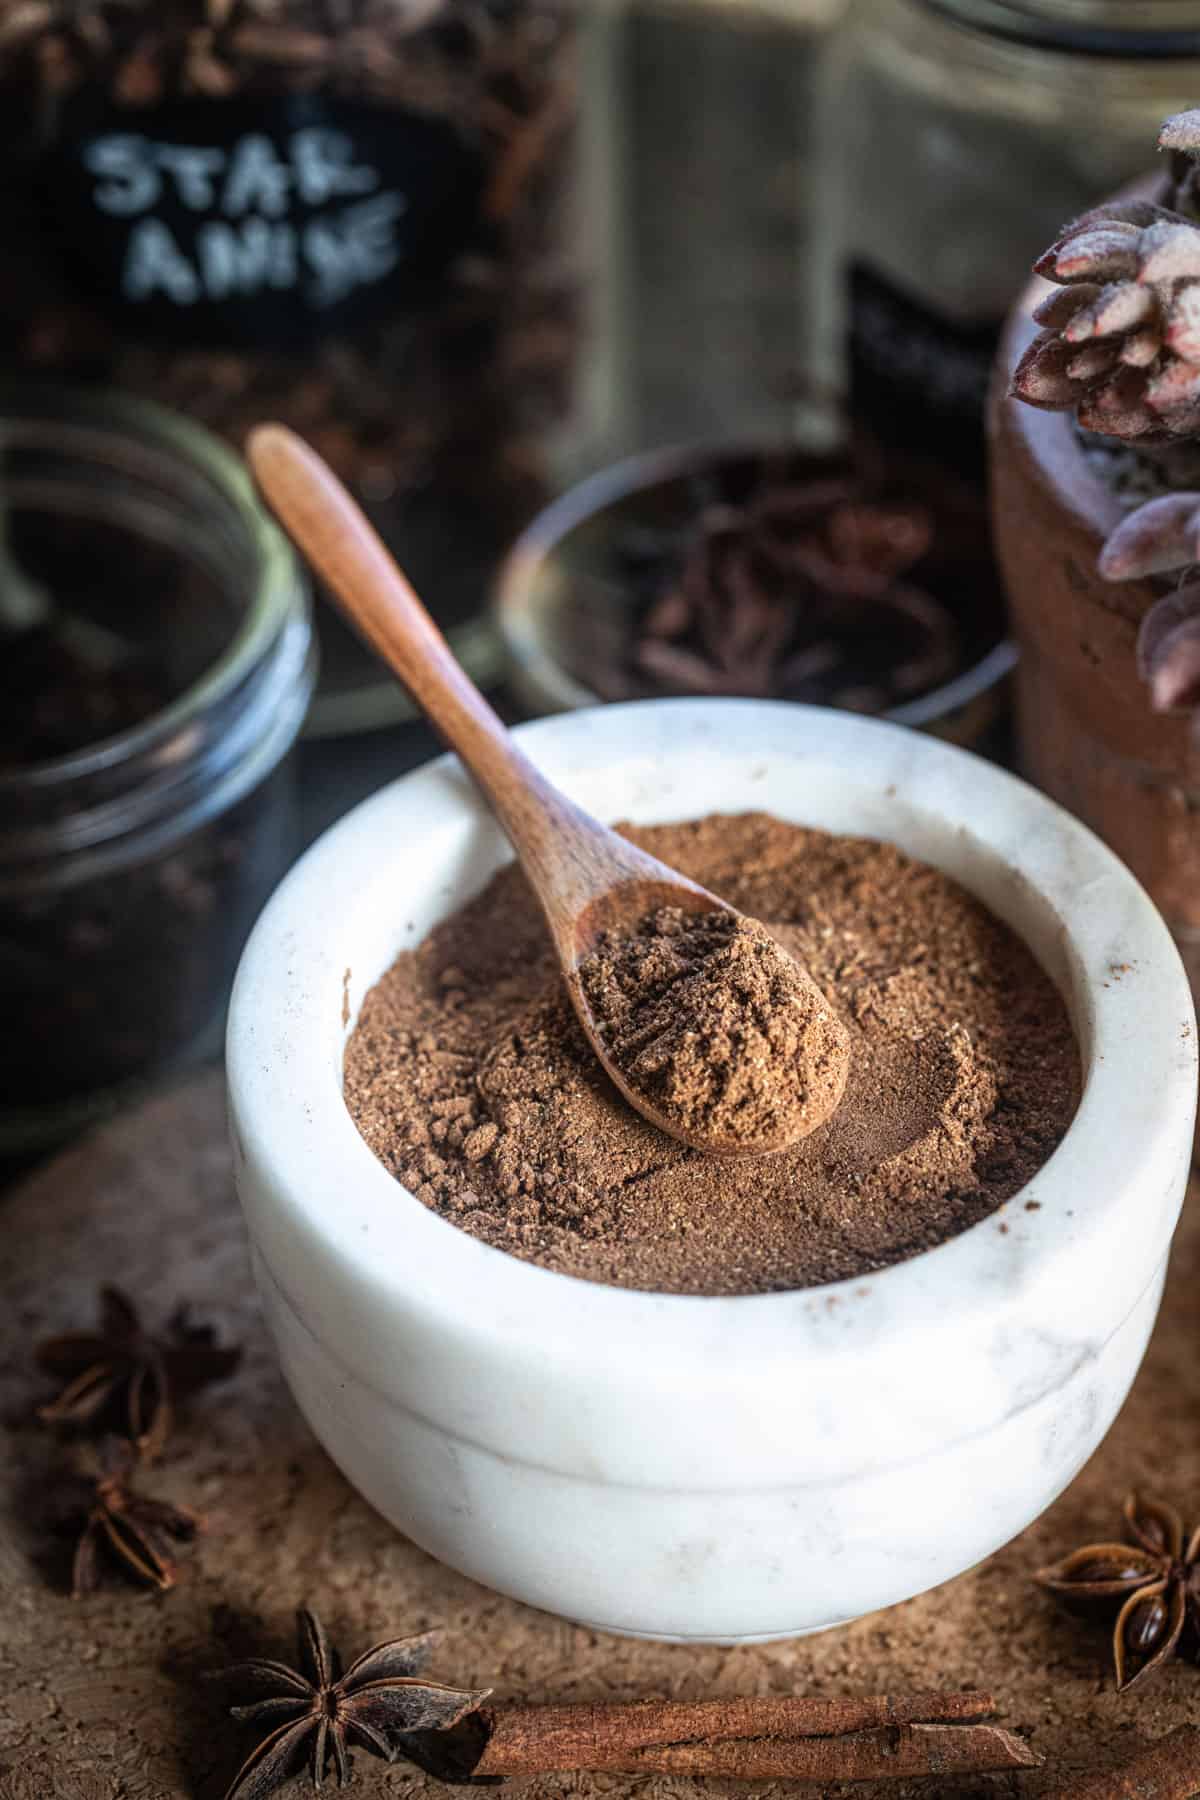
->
(494, 441), (1016, 752)
(0, 385), (315, 1153)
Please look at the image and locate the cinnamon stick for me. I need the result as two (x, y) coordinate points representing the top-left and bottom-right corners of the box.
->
(427, 1692), (1040, 1784)
(497, 1723), (1038, 1783)
(1045, 1725), (1200, 1799)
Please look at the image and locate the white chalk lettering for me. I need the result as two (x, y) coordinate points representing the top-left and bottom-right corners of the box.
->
(290, 128), (378, 205)
(85, 136), (159, 216)
(86, 128), (389, 222)
(303, 192), (405, 306)
(123, 217), (202, 303)
(197, 217), (297, 297)
(221, 135), (291, 218)
(86, 119), (412, 311)
(154, 144), (225, 210)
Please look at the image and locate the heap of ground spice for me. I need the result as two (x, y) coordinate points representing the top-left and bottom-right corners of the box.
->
(343, 813), (1080, 1296)
(577, 906), (850, 1147)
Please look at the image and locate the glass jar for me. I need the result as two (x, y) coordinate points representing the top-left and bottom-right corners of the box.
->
(0, 387), (315, 1153)
(0, 0), (580, 735)
(495, 438), (1016, 755)
(563, 0), (841, 475)
(807, 0), (1200, 478)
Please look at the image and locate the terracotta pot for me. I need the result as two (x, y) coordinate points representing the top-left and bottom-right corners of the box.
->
(990, 284), (1200, 998)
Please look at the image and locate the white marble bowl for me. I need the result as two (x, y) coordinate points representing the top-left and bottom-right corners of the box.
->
(227, 700), (1197, 1642)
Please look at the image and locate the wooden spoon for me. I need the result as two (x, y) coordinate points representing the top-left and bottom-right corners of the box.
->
(247, 425), (849, 1157)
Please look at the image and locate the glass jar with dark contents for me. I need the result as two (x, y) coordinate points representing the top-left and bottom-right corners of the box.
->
(0, 387), (314, 1153)
(0, 0), (580, 736)
(808, 0), (1200, 482)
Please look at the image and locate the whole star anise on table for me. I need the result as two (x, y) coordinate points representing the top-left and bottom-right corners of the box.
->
(71, 1434), (203, 1596)
(1037, 1491), (1200, 1690)
(36, 1282), (241, 1458)
(219, 1608), (490, 1799)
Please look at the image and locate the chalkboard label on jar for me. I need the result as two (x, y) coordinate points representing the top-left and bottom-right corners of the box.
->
(847, 262), (1002, 482)
(37, 94), (484, 348)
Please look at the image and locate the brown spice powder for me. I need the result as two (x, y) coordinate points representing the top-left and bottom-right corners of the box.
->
(343, 813), (1080, 1296)
(578, 907), (851, 1146)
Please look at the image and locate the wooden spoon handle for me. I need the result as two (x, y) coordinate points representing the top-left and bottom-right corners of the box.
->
(248, 423), (524, 781)
(246, 424), (597, 914)
(246, 425), (714, 960)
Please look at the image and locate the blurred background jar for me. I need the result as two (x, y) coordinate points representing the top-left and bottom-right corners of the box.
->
(564, 0), (843, 473)
(508, 0), (1025, 769)
(0, 0), (580, 735)
(0, 387), (314, 1155)
(806, 0), (1200, 483)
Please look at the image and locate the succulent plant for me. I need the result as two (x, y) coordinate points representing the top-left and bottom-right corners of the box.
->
(1012, 193), (1200, 441)
(1161, 108), (1200, 221)
(1100, 494), (1200, 713)
(1010, 109), (1200, 718)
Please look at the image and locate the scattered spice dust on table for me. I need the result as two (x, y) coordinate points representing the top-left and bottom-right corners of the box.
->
(1, 1071), (1198, 1798)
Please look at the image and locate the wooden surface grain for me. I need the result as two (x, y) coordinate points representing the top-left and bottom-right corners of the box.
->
(1, 1071), (1198, 1799)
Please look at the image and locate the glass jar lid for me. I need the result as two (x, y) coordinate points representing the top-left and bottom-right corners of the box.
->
(919, 0), (1200, 52)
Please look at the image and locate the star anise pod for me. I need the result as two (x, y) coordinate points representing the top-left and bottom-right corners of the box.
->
(220, 1608), (490, 1798)
(632, 477), (954, 706)
(1037, 1491), (1200, 1690)
(36, 1283), (241, 1458)
(71, 1434), (203, 1597)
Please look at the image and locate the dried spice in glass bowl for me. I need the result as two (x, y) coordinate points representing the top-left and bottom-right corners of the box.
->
(0, 0), (579, 734)
(0, 386), (314, 1155)
(495, 438), (1016, 752)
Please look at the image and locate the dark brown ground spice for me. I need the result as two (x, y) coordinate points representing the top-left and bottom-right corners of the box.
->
(343, 813), (1080, 1296)
(578, 906), (851, 1147)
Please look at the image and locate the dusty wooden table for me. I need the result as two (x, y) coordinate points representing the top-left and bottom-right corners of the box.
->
(2, 1071), (1196, 1799)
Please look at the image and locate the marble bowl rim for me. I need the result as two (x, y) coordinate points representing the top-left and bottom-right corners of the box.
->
(226, 697), (1196, 1376)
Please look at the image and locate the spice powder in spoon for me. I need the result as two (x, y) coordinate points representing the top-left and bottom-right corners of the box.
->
(577, 906), (851, 1149)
